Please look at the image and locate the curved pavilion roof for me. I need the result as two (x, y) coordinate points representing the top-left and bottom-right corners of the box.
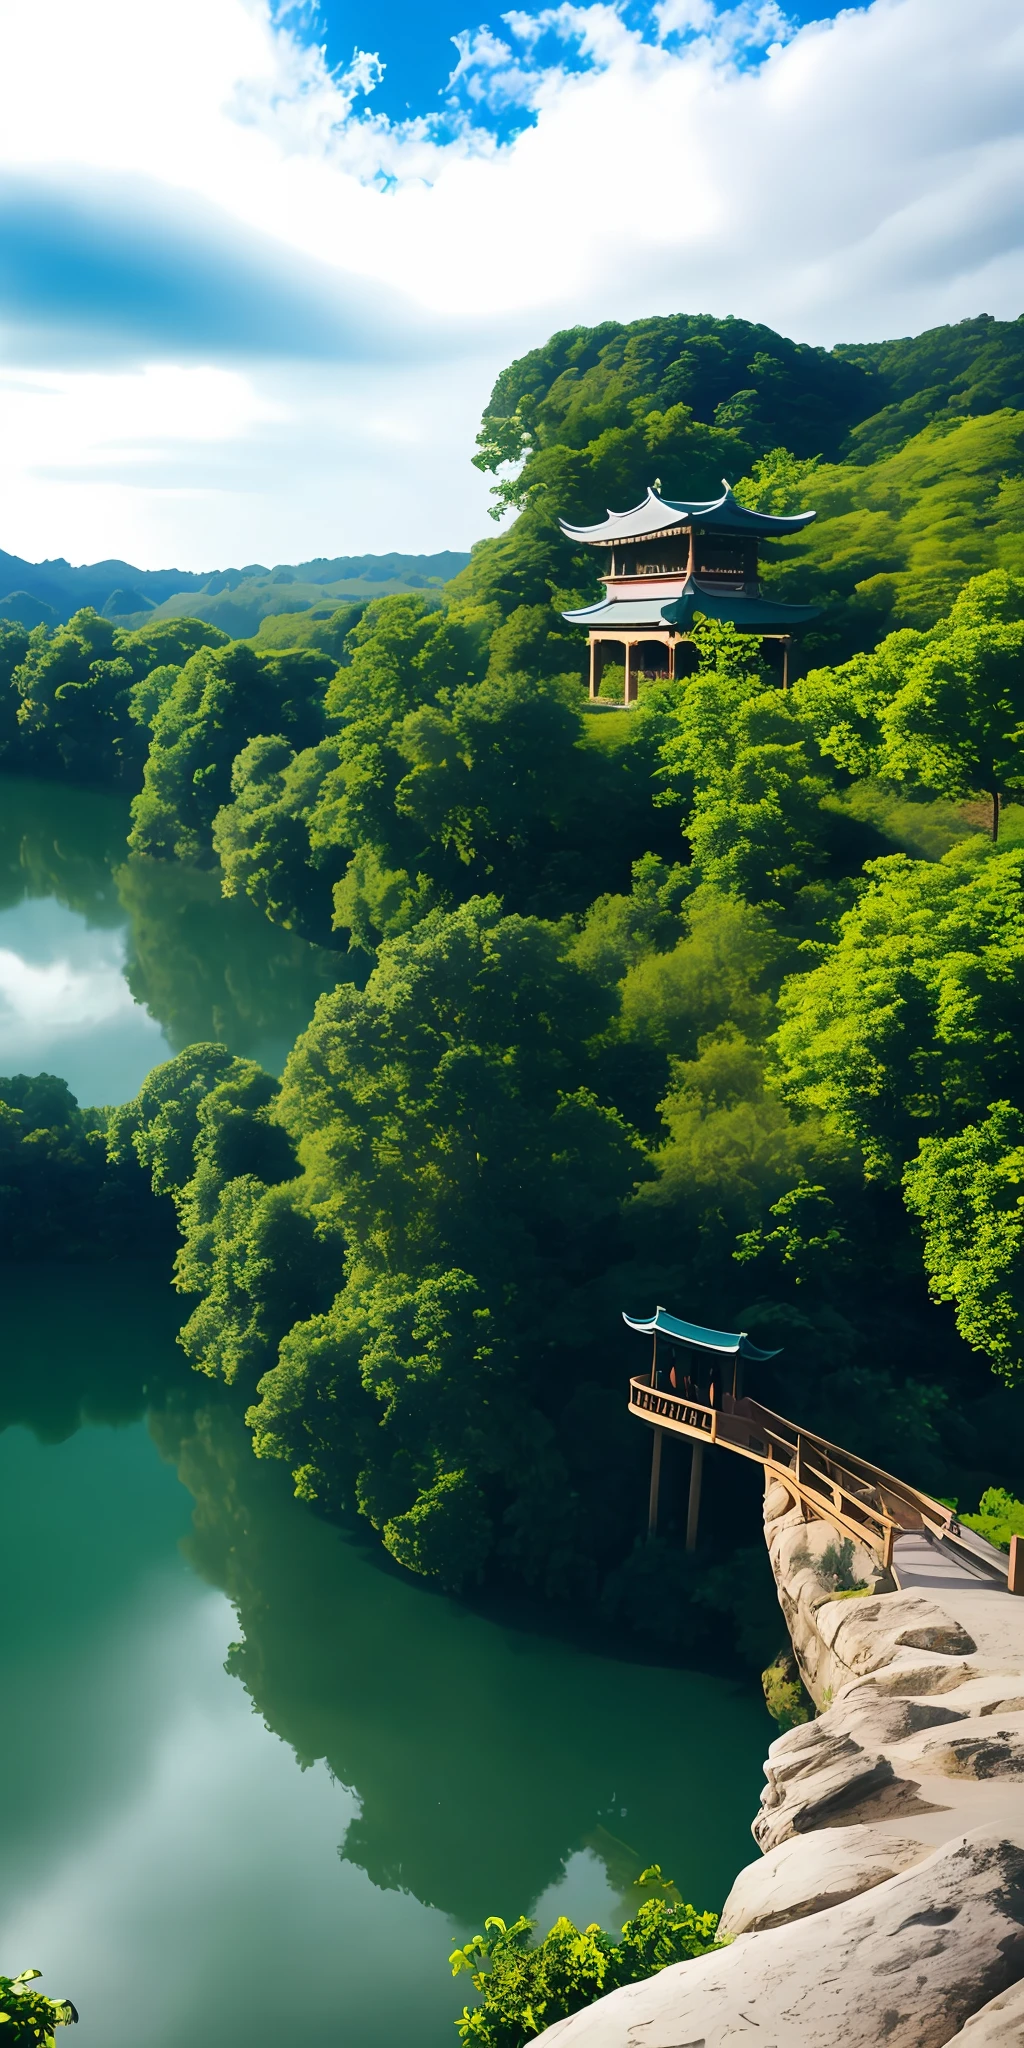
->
(563, 577), (820, 633)
(623, 1307), (781, 1361)
(559, 482), (816, 546)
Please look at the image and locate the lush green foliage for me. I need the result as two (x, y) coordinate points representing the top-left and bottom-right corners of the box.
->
(6, 609), (228, 785)
(91, 553), (1024, 1653)
(450, 1875), (718, 2048)
(458, 311), (1024, 670)
(961, 1487), (1024, 1551)
(248, 600), (367, 655)
(761, 1649), (813, 1731)
(774, 835), (1024, 1182)
(129, 641), (337, 862)
(772, 808), (1024, 1380)
(478, 312), (1024, 483)
(211, 593), (680, 948)
(10, 311), (1024, 1668)
(473, 313), (872, 487)
(124, 552), (467, 639)
(794, 569), (1024, 828)
(0, 1969), (77, 2046)
(832, 314), (1024, 460)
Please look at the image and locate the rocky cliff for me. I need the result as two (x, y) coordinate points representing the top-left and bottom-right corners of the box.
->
(535, 1477), (1024, 2046)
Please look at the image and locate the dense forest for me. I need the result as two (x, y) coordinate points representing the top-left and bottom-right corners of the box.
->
(5, 307), (1024, 1673)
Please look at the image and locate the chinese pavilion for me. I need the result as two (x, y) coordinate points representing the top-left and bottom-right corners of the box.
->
(560, 480), (820, 701)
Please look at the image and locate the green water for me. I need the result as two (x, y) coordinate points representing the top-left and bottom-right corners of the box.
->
(0, 773), (346, 1101)
(0, 776), (771, 2048)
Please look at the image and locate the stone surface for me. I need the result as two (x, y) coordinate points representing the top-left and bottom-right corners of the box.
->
(944, 1976), (1024, 2042)
(531, 1470), (1024, 2048)
(538, 1829), (1024, 2048)
(719, 1825), (929, 1935)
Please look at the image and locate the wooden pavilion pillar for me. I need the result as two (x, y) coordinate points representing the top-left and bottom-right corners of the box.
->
(686, 1443), (703, 1553)
(647, 1326), (663, 1535)
(624, 640), (636, 706)
(648, 1428), (664, 1537)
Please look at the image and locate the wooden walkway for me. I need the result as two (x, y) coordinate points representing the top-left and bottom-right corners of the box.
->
(629, 1376), (1009, 1584)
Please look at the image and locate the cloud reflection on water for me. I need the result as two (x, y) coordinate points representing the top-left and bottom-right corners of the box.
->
(0, 899), (168, 1102)
(0, 1452), (462, 2048)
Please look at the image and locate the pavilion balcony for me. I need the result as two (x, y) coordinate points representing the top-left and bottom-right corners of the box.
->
(627, 1375), (970, 1573)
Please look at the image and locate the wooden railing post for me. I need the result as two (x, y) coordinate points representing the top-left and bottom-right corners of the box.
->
(1010, 1534), (1024, 1595)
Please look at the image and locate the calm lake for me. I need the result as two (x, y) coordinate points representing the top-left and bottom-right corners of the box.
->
(0, 773), (770, 2048)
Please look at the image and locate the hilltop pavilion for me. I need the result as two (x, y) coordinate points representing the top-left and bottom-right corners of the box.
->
(560, 481), (820, 700)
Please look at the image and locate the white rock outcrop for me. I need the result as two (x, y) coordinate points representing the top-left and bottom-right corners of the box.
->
(532, 1473), (1024, 2047)
(717, 1822), (930, 1935)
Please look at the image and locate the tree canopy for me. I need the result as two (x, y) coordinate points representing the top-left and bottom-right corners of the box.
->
(10, 310), (1024, 1668)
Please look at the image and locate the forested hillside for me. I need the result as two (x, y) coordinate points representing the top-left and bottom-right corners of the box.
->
(6, 306), (1024, 1671)
(460, 310), (1024, 667)
(0, 548), (469, 634)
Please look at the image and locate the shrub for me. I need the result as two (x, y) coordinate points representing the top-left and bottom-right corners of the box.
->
(962, 1487), (1024, 1552)
(450, 1874), (718, 2048)
(762, 1648), (813, 1730)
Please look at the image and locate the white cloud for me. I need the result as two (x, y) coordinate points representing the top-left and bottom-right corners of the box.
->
(0, 0), (1020, 566)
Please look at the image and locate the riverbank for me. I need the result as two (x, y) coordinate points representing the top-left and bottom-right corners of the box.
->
(534, 1479), (1024, 2045)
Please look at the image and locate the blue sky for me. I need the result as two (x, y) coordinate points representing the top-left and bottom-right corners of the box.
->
(310, 0), (838, 126)
(0, 0), (1021, 570)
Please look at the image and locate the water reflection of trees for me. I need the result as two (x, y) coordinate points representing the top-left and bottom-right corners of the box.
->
(151, 1401), (766, 1928)
(0, 1260), (187, 1439)
(0, 774), (129, 926)
(3, 1268), (766, 1931)
(0, 770), (360, 1071)
(114, 855), (357, 1066)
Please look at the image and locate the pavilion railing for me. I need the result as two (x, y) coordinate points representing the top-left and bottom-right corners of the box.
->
(628, 1378), (960, 1571)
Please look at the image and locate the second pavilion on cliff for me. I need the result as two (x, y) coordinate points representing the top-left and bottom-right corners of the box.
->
(560, 480), (820, 700)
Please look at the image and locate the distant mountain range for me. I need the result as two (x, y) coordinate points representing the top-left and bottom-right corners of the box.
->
(0, 547), (473, 639)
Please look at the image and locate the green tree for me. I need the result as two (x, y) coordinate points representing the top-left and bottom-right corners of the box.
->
(774, 838), (1024, 1182)
(880, 570), (1024, 838)
(109, 1046), (344, 1390)
(213, 735), (347, 945)
(904, 1103), (1024, 1382)
(210, 591), (673, 957)
(616, 887), (782, 1057)
(0, 619), (30, 759)
(128, 641), (335, 861)
(0, 1969), (77, 2046)
(277, 897), (646, 1580)
(733, 446), (821, 515)
(12, 609), (226, 785)
(273, 895), (644, 1285)
(795, 571), (1024, 805)
(655, 620), (835, 922)
(570, 852), (692, 987)
(629, 1027), (847, 1298)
